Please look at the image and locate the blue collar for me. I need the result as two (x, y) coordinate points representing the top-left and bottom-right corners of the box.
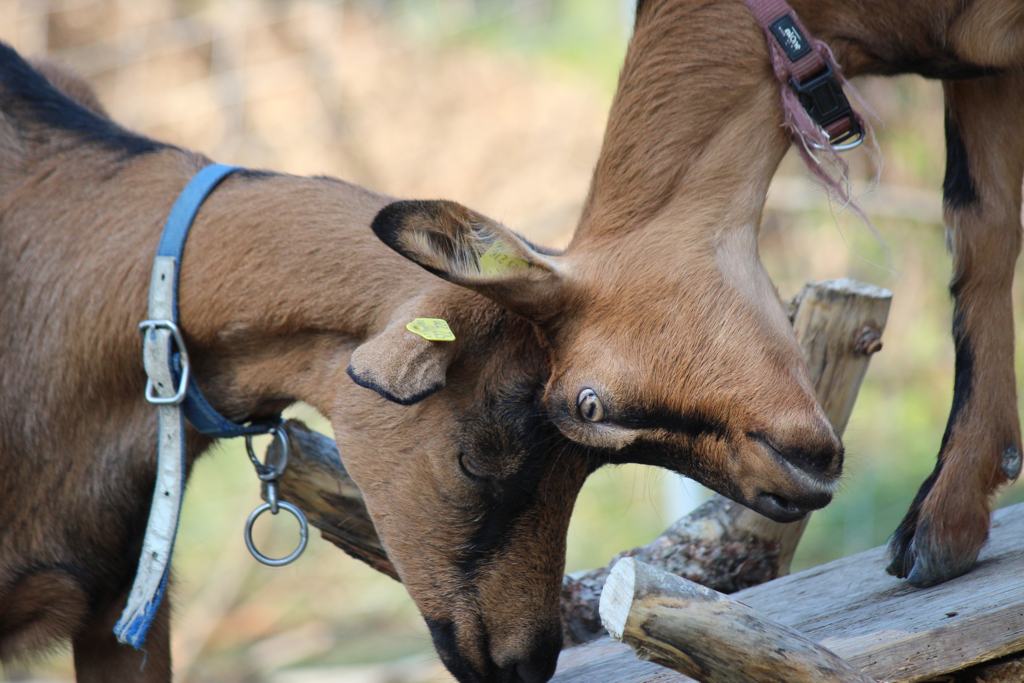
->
(117, 163), (282, 650)
(151, 162), (277, 438)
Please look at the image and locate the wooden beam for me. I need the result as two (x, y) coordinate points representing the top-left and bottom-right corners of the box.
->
(743, 278), (892, 571)
(562, 279), (892, 643)
(600, 558), (874, 683)
(554, 503), (1024, 682)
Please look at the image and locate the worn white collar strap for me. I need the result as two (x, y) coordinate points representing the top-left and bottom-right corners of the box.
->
(116, 163), (276, 648)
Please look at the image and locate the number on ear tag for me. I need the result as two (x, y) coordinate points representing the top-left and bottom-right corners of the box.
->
(406, 318), (456, 342)
(479, 241), (529, 276)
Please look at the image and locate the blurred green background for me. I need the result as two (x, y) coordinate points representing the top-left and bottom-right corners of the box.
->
(2, 1), (1022, 681)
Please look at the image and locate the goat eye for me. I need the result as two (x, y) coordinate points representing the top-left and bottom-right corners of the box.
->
(458, 451), (489, 482)
(577, 388), (605, 423)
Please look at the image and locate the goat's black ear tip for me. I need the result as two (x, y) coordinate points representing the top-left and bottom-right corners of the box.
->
(371, 200), (447, 242)
(371, 201), (414, 246)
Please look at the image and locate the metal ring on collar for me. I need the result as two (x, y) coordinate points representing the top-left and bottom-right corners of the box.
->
(243, 500), (309, 567)
(808, 130), (865, 153)
(245, 424), (290, 482)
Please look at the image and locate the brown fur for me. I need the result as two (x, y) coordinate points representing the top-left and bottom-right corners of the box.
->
(3, 1), (1022, 680)
(0, 49), (574, 682)
(620, 0), (1024, 587)
(890, 72), (1024, 584)
(29, 59), (108, 117)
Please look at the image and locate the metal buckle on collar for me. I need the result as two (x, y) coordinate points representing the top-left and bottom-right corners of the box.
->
(139, 319), (190, 405)
(791, 64), (864, 152)
(817, 129), (865, 152)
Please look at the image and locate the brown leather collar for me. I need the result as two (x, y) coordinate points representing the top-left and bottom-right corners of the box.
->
(744, 0), (863, 149)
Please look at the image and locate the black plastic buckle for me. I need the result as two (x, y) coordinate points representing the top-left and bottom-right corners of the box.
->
(791, 63), (862, 144)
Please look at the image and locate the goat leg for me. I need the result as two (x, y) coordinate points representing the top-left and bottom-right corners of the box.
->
(887, 74), (1024, 587)
(72, 589), (171, 683)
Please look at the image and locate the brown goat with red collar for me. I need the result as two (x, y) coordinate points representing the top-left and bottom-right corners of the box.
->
(625, 0), (1024, 588)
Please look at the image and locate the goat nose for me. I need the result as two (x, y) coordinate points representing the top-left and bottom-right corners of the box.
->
(503, 636), (561, 683)
(513, 660), (554, 683)
(755, 429), (844, 479)
(784, 442), (843, 478)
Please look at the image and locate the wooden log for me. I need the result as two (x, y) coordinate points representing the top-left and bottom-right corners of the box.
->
(599, 558), (874, 683)
(728, 278), (892, 572)
(561, 279), (892, 644)
(950, 657), (1024, 683)
(273, 423), (397, 580)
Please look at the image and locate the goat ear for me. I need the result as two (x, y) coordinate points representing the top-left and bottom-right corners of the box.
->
(347, 316), (456, 405)
(371, 200), (563, 319)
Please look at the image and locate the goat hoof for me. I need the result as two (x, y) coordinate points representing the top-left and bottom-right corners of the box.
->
(886, 499), (989, 588)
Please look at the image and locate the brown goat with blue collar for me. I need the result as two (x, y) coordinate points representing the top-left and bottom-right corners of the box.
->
(0, 39), (841, 683)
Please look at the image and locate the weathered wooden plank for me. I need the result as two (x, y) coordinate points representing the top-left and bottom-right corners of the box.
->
(553, 503), (1024, 682)
(601, 558), (873, 682)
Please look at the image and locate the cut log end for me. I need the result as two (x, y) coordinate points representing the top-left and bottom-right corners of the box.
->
(599, 557), (636, 640)
(810, 278), (892, 301)
(599, 558), (875, 683)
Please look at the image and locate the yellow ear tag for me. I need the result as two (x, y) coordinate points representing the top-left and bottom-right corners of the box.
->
(479, 241), (529, 277)
(406, 318), (456, 342)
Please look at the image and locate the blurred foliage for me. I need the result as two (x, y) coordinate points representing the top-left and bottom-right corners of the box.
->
(378, 0), (631, 84)
(3, 0), (1023, 681)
